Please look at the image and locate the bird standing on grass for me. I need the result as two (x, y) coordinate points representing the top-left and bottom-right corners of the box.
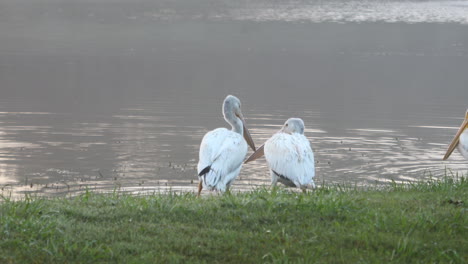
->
(245, 118), (315, 192)
(443, 109), (468, 160)
(197, 95), (256, 196)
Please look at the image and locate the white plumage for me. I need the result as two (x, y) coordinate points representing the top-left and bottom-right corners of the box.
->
(443, 109), (468, 161)
(198, 128), (247, 192)
(246, 118), (315, 191)
(458, 129), (468, 160)
(197, 95), (255, 195)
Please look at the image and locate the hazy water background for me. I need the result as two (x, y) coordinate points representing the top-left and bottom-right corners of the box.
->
(1, 0), (468, 197)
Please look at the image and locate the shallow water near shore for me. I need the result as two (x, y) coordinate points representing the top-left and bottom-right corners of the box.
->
(1, 0), (468, 198)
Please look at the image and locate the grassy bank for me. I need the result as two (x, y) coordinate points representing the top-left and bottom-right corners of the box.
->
(0, 177), (466, 263)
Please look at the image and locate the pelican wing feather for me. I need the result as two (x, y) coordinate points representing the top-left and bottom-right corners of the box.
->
(197, 128), (248, 192)
(265, 132), (315, 188)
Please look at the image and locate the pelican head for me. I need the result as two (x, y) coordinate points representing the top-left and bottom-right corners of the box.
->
(223, 95), (256, 151)
(443, 109), (468, 160)
(281, 118), (305, 135)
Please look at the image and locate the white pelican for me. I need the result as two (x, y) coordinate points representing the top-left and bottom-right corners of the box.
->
(197, 95), (256, 195)
(443, 109), (468, 160)
(245, 118), (315, 191)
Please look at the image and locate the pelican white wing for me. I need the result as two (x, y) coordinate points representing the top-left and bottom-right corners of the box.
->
(264, 132), (315, 189)
(197, 128), (248, 192)
(458, 130), (468, 159)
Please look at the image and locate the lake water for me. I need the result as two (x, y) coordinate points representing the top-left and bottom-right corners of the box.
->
(1, 0), (468, 198)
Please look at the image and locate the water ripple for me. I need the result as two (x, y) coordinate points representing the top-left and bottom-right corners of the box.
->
(226, 1), (468, 24)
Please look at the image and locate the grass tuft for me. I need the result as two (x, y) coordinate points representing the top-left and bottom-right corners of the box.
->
(0, 176), (466, 263)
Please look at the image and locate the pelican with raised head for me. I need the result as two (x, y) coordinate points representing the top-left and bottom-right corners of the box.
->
(197, 95), (256, 196)
(443, 109), (468, 160)
(245, 118), (315, 191)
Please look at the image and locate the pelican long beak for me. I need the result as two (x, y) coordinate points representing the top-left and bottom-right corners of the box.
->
(443, 112), (468, 160)
(238, 113), (256, 151)
(244, 144), (264, 163)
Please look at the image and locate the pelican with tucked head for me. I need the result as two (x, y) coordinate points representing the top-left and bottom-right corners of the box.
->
(443, 109), (468, 160)
(197, 95), (256, 195)
(245, 118), (315, 191)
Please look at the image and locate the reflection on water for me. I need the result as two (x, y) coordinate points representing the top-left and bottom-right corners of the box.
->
(1, 1), (468, 198)
(2, 0), (467, 24)
(228, 0), (468, 24)
(1, 99), (467, 199)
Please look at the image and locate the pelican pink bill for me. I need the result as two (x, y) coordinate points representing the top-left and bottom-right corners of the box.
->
(443, 109), (468, 161)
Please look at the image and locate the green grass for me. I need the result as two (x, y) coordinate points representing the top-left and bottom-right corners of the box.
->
(0, 176), (467, 263)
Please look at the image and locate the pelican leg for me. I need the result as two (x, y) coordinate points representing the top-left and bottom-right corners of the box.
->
(308, 182), (316, 190)
(197, 181), (203, 197)
(226, 179), (234, 194)
(270, 169), (278, 188)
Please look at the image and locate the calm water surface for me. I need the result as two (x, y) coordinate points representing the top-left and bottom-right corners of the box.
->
(1, 0), (468, 197)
